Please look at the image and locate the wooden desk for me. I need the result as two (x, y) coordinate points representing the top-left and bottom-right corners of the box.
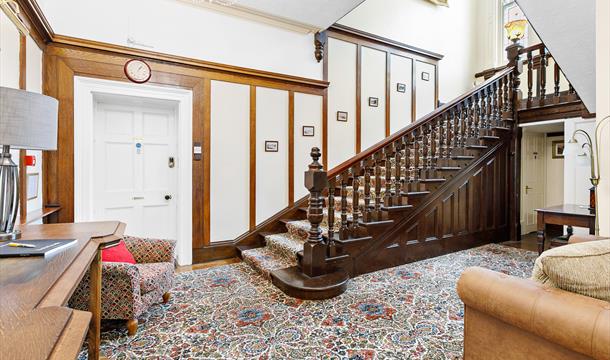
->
(536, 204), (595, 254)
(0, 221), (125, 360)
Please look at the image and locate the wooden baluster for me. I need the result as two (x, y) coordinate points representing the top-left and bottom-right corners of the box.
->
(302, 147), (328, 277)
(373, 151), (383, 220)
(539, 47), (547, 101)
(444, 112), (451, 160)
(339, 172), (349, 240)
(461, 100), (468, 148)
(492, 82), (500, 127)
(362, 157), (373, 222)
(402, 135), (412, 194)
(554, 61), (560, 97)
(527, 50), (533, 104)
(452, 107), (459, 149)
(429, 121), (437, 171)
(503, 75), (509, 113)
(469, 95), (476, 140)
(384, 145), (394, 206)
(350, 164), (363, 236)
(394, 140), (403, 205)
(413, 129), (421, 184)
(421, 125), (429, 175)
(474, 92), (481, 138)
(484, 87), (492, 130)
(327, 177), (335, 241)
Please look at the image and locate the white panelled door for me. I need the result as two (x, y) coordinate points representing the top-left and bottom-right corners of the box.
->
(520, 132), (546, 235)
(93, 101), (177, 240)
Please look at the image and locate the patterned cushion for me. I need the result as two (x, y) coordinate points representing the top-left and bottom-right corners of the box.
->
(135, 262), (175, 294)
(532, 239), (610, 301)
(124, 236), (176, 263)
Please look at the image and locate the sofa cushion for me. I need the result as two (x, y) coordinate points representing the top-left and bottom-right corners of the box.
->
(532, 239), (610, 301)
(135, 262), (174, 294)
(102, 240), (136, 264)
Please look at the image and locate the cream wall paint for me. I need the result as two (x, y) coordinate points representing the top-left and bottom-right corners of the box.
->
(210, 81), (250, 241)
(389, 54), (413, 133)
(415, 61), (437, 118)
(338, 0), (488, 103)
(0, 12), (19, 89)
(255, 87), (289, 225)
(597, 0), (610, 237)
(360, 46), (387, 150)
(294, 93), (323, 199)
(544, 136), (564, 207)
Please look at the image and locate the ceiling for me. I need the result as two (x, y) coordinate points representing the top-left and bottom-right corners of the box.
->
(178, 0), (366, 32)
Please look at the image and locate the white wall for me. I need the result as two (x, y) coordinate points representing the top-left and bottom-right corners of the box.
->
(360, 46), (386, 150)
(544, 136), (564, 207)
(294, 93), (323, 199)
(597, 0), (610, 237)
(37, 0), (322, 80)
(564, 118), (595, 207)
(338, 0), (482, 102)
(255, 87), (289, 225)
(210, 81), (250, 241)
(389, 54), (413, 133)
(415, 61), (437, 118)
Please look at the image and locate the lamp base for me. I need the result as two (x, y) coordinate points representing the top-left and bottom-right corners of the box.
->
(0, 230), (21, 241)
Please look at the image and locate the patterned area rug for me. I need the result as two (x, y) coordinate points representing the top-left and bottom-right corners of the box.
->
(83, 244), (537, 359)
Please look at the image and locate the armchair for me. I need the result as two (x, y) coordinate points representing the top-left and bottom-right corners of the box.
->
(69, 236), (176, 335)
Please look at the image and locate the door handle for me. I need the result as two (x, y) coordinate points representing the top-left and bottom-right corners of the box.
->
(168, 157), (175, 168)
(164, 194), (172, 200)
(525, 186), (533, 194)
(133, 196), (145, 200)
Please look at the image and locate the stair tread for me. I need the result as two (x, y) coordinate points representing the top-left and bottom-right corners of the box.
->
(480, 135), (500, 140)
(265, 233), (305, 258)
(492, 126), (511, 131)
(451, 155), (475, 159)
(419, 178), (446, 183)
(466, 145), (488, 149)
(436, 166), (461, 171)
(402, 191), (431, 196)
(241, 247), (297, 279)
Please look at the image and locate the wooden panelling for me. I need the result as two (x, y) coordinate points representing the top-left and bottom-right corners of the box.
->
(249, 86), (257, 230)
(288, 91), (295, 205)
(41, 42), (327, 264)
(19, 34), (27, 223)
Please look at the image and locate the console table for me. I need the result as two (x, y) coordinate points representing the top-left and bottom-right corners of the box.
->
(0, 221), (125, 360)
(536, 204), (595, 254)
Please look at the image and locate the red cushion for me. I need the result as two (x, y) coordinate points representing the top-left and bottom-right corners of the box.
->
(102, 240), (136, 264)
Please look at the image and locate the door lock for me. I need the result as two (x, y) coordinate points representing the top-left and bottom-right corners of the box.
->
(525, 185), (533, 194)
(164, 194), (172, 200)
(168, 157), (175, 168)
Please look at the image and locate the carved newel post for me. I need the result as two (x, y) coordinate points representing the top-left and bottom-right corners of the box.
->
(303, 147), (329, 277)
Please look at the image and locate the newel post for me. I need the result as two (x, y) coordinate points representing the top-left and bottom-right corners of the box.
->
(506, 42), (524, 242)
(303, 147), (328, 277)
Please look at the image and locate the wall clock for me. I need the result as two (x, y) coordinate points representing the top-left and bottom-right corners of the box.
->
(124, 59), (152, 83)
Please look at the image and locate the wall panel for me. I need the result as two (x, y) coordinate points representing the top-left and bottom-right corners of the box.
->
(210, 80), (250, 241)
(415, 60), (437, 119)
(327, 38), (357, 169)
(0, 12), (20, 89)
(294, 93), (323, 200)
(255, 87), (289, 225)
(390, 54), (413, 133)
(360, 46), (387, 150)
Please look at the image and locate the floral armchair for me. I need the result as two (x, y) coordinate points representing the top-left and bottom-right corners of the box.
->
(69, 236), (176, 335)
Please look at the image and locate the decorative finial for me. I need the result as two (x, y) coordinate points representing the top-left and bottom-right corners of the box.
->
(308, 147), (323, 171)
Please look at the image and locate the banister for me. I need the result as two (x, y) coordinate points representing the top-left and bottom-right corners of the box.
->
(327, 66), (514, 178)
(519, 43), (544, 54)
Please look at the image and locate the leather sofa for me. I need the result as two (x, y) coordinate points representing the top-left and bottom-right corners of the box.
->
(457, 266), (610, 360)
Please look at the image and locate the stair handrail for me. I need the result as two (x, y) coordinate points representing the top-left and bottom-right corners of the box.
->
(328, 66), (515, 179)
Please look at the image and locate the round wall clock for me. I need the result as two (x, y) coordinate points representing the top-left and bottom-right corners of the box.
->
(124, 59), (152, 83)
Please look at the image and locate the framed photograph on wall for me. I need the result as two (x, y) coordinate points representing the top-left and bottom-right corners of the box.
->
(552, 140), (565, 159)
(368, 97), (379, 107)
(337, 111), (348, 122)
(302, 126), (315, 137)
(265, 141), (279, 152)
(27, 173), (39, 200)
(421, 72), (430, 81)
(396, 83), (407, 93)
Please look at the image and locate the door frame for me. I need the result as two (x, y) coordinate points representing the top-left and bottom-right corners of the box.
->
(74, 76), (193, 265)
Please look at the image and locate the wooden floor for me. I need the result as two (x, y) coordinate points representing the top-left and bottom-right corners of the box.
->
(179, 236), (539, 273)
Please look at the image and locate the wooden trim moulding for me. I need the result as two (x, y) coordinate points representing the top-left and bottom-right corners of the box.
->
(249, 86), (257, 230)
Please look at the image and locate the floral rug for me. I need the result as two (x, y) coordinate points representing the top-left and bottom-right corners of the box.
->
(82, 244), (537, 359)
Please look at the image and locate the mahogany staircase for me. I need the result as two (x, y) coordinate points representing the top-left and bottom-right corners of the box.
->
(236, 43), (585, 299)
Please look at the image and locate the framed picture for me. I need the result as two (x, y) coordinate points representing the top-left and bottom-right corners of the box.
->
(552, 140), (565, 159)
(302, 126), (315, 137)
(421, 72), (430, 81)
(27, 173), (39, 200)
(396, 83), (407, 93)
(337, 111), (348, 122)
(265, 141), (279, 152)
(368, 97), (379, 107)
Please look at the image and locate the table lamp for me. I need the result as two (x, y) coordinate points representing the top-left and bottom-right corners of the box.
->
(0, 87), (58, 241)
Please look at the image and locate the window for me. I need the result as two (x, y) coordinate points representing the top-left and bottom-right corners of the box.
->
(502, 0), (529, 49)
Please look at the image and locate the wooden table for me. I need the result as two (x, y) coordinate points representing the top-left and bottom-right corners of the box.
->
(536, 204), (595, 254)
(0, 221), (125, 360)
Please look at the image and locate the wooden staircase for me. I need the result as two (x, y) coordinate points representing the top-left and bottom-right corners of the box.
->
(235, 43), (584, 300)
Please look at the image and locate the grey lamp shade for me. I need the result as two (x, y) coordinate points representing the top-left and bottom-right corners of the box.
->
(0, 86), (59, 150)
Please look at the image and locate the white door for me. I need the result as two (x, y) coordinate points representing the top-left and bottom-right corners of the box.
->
(93, 100), (177, 240)
(520, 132), (546, 234)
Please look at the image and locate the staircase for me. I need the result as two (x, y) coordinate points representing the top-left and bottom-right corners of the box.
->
(236, 43), (579, 300)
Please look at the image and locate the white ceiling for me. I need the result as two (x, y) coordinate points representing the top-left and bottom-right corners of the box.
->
(516, 0), (596, 113)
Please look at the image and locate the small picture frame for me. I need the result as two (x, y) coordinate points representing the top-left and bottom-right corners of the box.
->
(302, 126), (315, 137)
(421, 72), (430, 81)
(368, 97), (379, 107)
(552, 140), (565, 159)
(27, 173), (39, 200)
(396, 83), (407, 93)
(265, 140), (279, 152)
(337, 111), (348, 122)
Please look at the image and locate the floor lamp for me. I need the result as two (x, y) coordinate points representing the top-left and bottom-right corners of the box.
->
(0, 87), (58, 241)
(567, 115), (610, 237)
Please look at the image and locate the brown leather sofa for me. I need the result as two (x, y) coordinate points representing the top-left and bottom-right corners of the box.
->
(457, 267), (610, 360)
